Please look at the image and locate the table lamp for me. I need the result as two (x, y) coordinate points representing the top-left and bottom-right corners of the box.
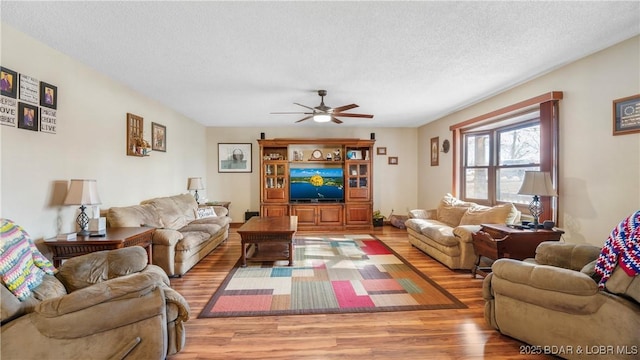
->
(63, 179), (102, 236)
(187, 177), (204, 203)
(517, 171), (557, 229)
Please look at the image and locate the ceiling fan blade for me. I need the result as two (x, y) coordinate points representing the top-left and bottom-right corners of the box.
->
(333, 113), (374, 119)
(271, 111), (312, 115)
(295, 115), (314, 123)
(294, 103), (315, 111)
(332, 104), (359, 113)
(331, 116), (343, 124)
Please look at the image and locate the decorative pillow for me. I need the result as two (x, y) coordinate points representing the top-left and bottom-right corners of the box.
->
(196, 206), (217, 219)
(459, 203), (518, 225)
(437, 194), (474, 226)
(0, 219), (57, 301)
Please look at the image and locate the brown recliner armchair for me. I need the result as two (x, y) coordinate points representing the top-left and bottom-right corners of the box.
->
(1, 237), (190, 359)
(483, 241), (640, 360)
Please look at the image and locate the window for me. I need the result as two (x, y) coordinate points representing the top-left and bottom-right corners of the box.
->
(462, 116), (541, 205)
(451, 92), (561, 221)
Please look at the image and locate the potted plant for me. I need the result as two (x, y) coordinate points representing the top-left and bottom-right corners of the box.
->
(372, 210), (385, 227)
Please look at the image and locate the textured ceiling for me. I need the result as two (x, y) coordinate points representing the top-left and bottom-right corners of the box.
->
(2, 1), (639, 127)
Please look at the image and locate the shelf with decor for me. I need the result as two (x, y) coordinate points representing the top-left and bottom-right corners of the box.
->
(126, 113), (151, 157)
(258, 138), (374, 230)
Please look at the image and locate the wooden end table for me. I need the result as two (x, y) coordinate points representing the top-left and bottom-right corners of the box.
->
(46, 227), (155, 267)
(471, 223), (564, 278)
(237, 216), (298, 267)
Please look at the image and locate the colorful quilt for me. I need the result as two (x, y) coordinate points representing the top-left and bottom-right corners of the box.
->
(595, 211), (640, 288)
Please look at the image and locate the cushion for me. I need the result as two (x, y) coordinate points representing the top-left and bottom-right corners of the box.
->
(107, 204), (164, 228)
(0, 219), (57, 301)
(437, 194), (474, 226)
(196, 206), (216, 219)
(142, 194), (198, 230)
(459, 203), (519, 225)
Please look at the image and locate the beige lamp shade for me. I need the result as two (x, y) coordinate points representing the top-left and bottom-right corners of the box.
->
(518, 171), (557, 197)
(63, 179), (102, 205)
(187, 177), (204, 190)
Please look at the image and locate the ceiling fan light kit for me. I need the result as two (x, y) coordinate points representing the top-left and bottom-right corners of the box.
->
(272, 90), (374, 124)
(313, 113), (331, 122)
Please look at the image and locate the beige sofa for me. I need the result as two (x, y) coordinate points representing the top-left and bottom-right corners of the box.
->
(107, 193), (231, 277)
(405, 194), (520, 270)
(483, 242), (640, 359)
(1, 241), (190, 359)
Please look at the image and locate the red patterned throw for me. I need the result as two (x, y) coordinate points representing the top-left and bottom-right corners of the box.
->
(199, 234), (465, 318)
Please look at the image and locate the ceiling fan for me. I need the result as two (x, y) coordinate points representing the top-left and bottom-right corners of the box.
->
(271, 90), (374, 124)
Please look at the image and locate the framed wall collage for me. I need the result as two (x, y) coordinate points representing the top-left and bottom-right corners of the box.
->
(0, 66), (58, 134)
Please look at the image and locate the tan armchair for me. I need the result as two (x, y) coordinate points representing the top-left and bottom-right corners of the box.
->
(1, 243), (190, 359)
(483, 241), (640, 360)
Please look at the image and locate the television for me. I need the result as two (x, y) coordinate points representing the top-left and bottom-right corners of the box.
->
(289, 168), (344, 202)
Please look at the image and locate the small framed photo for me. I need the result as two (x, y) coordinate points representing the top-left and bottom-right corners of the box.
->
(388, 156), (398, 165)
(40, 81), (57, 109)
(430, 136), (439, 166)
(377, 147), (387, 155)
(613, 94), (640, 135)
(0, 67), (18, 98)
(17, 102), (38, 131)
(219, 143), (252, 173)
(151, 122), (166, 152)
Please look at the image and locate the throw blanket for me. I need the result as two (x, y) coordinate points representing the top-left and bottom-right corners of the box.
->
(594, 211), (640, 288)
(0, 219), (57, 301)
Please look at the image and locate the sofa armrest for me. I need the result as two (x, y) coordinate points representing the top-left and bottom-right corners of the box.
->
(453, 225), (482, 243)
(408, 209), (437, 220)
(211, 205), (228, 217)
(534, 241), (601, 271)
(152, 228), (183, 246)
(33, 273), (166, 338)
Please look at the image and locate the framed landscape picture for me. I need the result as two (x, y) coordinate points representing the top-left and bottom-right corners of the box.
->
(218, 143), (252, 173)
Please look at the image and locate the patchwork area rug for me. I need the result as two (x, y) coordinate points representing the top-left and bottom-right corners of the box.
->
(199, 234), (466, 318)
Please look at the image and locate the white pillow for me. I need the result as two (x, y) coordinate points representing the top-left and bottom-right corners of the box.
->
(196, 206), (217, 219)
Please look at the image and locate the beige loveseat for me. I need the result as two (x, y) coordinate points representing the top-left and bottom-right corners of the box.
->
(107, 193), (231, 277)
(483, 242), (640, 359)
(405, 194), (520, 270)
(1, 219), (190, 359)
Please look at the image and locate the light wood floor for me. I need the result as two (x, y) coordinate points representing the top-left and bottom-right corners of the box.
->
(167, 226), (554, 360)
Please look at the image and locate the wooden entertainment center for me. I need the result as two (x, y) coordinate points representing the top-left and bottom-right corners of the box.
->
(258, 138), (374, 230)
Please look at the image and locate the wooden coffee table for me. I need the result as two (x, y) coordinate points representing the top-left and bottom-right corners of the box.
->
(45, 227), (154, 267)
(237, 216), (298, 267)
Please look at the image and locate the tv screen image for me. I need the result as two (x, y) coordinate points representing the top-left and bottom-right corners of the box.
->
(290, 168), (344, 202)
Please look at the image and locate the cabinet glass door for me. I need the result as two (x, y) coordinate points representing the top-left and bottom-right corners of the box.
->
(347, 162), (370, 201)
(264, 162), (288, 202)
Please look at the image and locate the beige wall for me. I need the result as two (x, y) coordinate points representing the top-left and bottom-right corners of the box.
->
(205, 127), (418, 221)
(1, 24), (208, 239)
(417, 36), (640, 246)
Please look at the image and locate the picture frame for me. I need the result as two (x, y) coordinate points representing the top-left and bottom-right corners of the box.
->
(613, 94), (640, 135)
(151, 122), (166, 152)
(17, 102), (38, 131)
(218, 143), (252, 173)
(39, 81), (57, 109)
(377, 147), (387, 155)
(430, 136), (439, 166)
(0, 67), (18, 98)
(388, 156), (398, 165)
